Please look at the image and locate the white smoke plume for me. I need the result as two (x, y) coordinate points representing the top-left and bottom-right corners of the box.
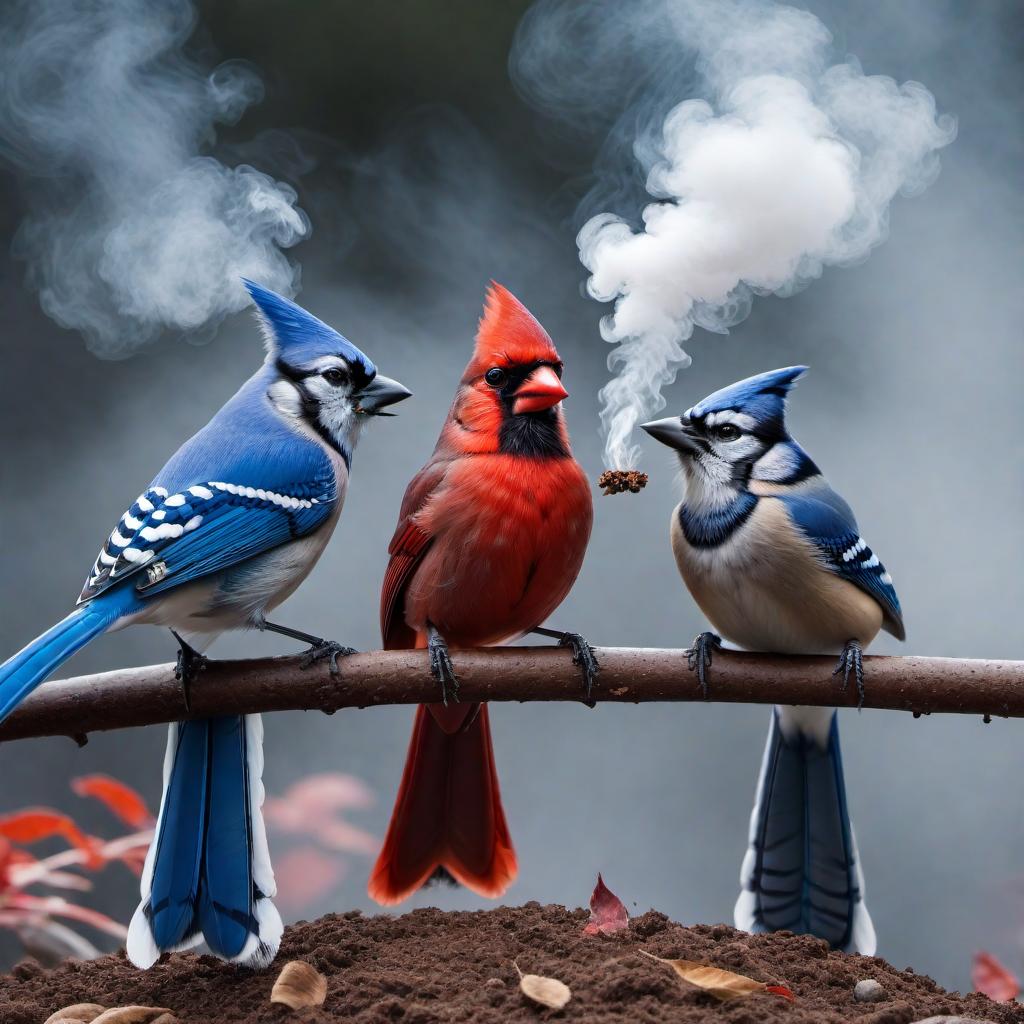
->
(513, 0), (956, 467)
(0, 0), (309, 356)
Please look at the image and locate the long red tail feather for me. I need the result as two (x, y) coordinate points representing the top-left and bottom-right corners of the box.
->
(368, 703), (517, 905)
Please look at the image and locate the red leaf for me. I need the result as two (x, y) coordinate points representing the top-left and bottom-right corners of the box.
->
(0, 837), (12, 891)
(583, 873), (629, 935)
(72, 775), (154, 829)
(273, 846), (345, 915)
(0, 810), (100, 866)
(973, 951), (1020, 1002)
(766, 985), (796, 1001)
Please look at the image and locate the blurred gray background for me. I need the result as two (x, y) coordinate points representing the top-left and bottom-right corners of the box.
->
(1, 0), (1022, 993)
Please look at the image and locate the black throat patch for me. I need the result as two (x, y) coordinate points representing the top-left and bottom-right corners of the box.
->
(492, 360), (569, 458)
(499, 409), (569, 458)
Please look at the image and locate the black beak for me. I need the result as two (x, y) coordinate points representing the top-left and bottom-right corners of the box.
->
(356, 375), (412, 416)
(641, 416), (701, 453)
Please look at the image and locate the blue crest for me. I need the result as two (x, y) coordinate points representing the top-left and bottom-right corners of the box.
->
(243, 280), (376, 380)
(689, 366), (808, 435)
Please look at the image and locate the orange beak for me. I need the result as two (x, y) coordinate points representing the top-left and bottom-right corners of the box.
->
(512, 365), (568, 415)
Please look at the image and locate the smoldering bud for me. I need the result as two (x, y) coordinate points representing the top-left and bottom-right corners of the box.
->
(597, 469), (649, 496)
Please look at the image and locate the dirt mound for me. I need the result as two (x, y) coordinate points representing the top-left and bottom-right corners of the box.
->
(2, 903), (1021, 1023)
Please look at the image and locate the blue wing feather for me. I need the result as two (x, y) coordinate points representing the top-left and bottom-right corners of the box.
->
(78, 364), (339, 605)
(80, 483), (335, 602)
(139, 497), (332, 598)
(779, 490), (905, 640)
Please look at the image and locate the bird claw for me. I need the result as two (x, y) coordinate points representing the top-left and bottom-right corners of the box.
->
(428, 631), (459, 706)
(556, 631), (600, 705)
(172, 631), (208, 713)
(685, 631), (721, 699)
(299, 640), (357, 676)
(833, 639), (865, 708)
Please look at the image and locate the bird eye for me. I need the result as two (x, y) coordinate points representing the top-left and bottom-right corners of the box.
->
(485, 367), (507, 387)
(715, 423), (741, 441)
(322, 368), (349, 387)
(553, 362), (564, 378)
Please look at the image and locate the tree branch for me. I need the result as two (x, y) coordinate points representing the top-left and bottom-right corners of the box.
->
(0, 647), (1021, 744)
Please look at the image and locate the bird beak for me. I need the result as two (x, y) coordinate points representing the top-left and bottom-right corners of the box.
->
(641, 416), (700, 453)
(355, 375), (413, 416)
(512, 365), (568, 415)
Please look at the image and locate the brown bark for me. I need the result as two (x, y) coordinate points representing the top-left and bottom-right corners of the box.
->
(0, 646), (1019, 744)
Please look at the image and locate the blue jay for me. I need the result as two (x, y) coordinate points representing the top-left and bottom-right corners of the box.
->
(0, 282), (410, 968)
(642, 366), (904, 955)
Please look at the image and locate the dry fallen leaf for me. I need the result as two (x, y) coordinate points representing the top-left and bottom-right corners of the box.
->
(44, 1005), (106, 1024)
(271, 960), (328, 1009)
(640, 950), (794, 1002)
(972, 951), (1021, 1002)
(515, 961), (572, 1010)
(90, 1010), (176, 1024)
(583, 873), (629, 935)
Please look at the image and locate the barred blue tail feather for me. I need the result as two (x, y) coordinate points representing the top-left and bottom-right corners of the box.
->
(0, 589), (140, 725)
(127, 714), (281, 969)
(148, 719), (209, 951)
(734, 705), (876, 955)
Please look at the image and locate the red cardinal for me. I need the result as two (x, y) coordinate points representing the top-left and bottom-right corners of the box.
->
(367, 283), (594, 905)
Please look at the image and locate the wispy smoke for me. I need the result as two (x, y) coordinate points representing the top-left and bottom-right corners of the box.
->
(513, 0), (956, 467)
(0, 0), (309, 356)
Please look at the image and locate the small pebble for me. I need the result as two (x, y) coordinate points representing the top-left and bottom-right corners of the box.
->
(854, 979), (887, 1002)
(912, 1017), (993, 1024)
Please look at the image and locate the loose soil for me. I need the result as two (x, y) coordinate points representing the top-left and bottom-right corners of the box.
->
(2, 903), (1022, 1023)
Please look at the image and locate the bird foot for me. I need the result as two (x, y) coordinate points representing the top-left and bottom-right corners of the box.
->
(171, 631), (208, 713)
(299, 640), (357, 676)
(531, 626), (600, 706)
(556, 631), (600, 705)
(833, 639), (865, 708)
(428, 629), (459, 706)
(686, 631), (722, 699)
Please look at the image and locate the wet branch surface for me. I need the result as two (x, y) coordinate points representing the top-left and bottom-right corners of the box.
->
(1, 646), (1021, 743)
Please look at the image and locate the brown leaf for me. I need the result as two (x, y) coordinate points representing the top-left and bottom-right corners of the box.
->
(271, 960), (328, 1009)
(515, 962), (572, 1010)
(583, 873), (629, 935)
(43, 1003), (106, 1024)
(640, 951), (794, 1002)
(91, 1008), (176, 1024)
